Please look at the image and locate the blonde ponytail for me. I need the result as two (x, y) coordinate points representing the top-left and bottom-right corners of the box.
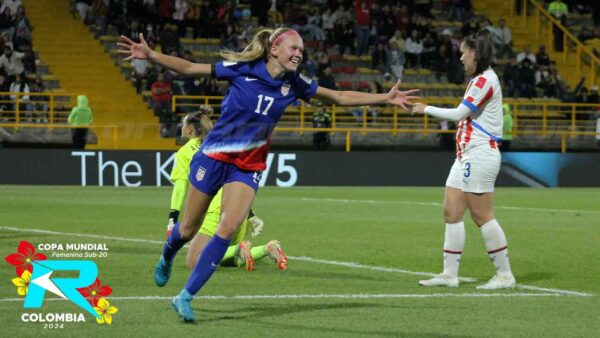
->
(219, 27), (298, 62)
(187, 105), (214, 140)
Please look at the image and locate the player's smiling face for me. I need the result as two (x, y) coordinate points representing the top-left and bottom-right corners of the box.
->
(460, 41), (476, 75)
(271, 34), (304, 73)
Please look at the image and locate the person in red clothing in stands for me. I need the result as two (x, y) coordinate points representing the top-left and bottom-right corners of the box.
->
(151, 72), (173, 137)
(355, 0), (372, 56)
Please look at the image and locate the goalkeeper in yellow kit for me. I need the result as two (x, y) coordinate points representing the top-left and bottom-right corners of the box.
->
(166, 106), (288, 272)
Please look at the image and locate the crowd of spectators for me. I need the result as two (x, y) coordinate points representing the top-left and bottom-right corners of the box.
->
(0, 0), (49, 123)
(73, 0), (599, 133)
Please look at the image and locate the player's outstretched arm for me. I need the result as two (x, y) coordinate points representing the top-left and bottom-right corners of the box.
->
(118, 33), (211, 76)
(412, 102), (470, 122)
(314, 80), (419, 110)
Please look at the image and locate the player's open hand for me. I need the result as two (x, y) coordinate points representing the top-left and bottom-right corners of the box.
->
(118, 33), (152, 61)
(412, 103), (427, 114)
(387, 80), (420, 111)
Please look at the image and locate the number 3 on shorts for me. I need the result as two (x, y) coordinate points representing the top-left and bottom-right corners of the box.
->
(463, 162), (471, 178)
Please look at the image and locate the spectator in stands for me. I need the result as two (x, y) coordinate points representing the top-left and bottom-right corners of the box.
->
(90, 0), (109, 36)
(432, 44), (451, 82)
(299, 51), (318, 78)
(151, 72), (173, 137)
(0, 74), (10, 121)
(13, 27), (32, 52)
(448, 0), (468, 21)
(334, 16), (355, 56)
(0, 7), (15, 37)
(389, 30), (406, 52)
(535, 64), (553, 97)
(0, 0), (21, 19)
(317, 66), (336, 90)
(268, 0), (284, 26)
(75, 0), (92, 22)
(460, 18), (480, 36)
(131, 57), (151, 93)
(502, 57), (519, 97)
(500, 103), (513, 151)
(518, 58), (536, 98)
(321, 6), (336, 41)
(68, 95), (93, 149)
(305, 7), (325, 41)
(437, 120), (455, 150)
(494, 19), (512, 59)
(355, 0), (372, 56)
(0, 46), (25, 83)
(389, 41), (406, 81)
(575, 87), (592, 119)
(221, 23), (239, 51)
(421, 32), (438, 69)
(546, 61), (563, 98)
(516, 44), (536, 64)
(9, 74), (32, 121)
(173, 0), (190, 37)
(158, 0), (174, 26)
(13, 5), (31, 37)
(124, 19), (142, 43)
(143, 23), (158, 45)
(548, 0), (568, 52)
(30, 76), (48, 123)
(312, 102), (331, 150)
(535, 44), (551, 67)
(371, 41), (390, 75)
(159, 23), (181, 54)
(405, 29), (423, 68)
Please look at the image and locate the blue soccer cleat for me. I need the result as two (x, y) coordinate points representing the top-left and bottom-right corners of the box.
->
(154, 256), (172, 287)
(172, 289), (195, 323)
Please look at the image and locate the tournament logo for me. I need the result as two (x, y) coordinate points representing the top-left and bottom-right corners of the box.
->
(4, 240), (118, 327)
(281, 84), (290, 96)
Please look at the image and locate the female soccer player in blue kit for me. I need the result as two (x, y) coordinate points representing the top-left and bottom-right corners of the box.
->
(119, 27), (419, 323)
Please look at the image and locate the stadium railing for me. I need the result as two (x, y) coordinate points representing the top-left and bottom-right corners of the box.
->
(173, 95), (599, 153)
(0, 92), (119, 148)
(514, 0), (600, 87)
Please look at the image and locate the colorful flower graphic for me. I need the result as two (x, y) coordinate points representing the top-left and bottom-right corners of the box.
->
(94, 298), (118, 325)
(4, 241), (47, 276)
(77, 278), (113, 306)
(11, 270), (32, 296)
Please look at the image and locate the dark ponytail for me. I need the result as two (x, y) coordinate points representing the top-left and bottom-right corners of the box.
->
(186, 105), (214, 141)
(463, 30), (493, 75)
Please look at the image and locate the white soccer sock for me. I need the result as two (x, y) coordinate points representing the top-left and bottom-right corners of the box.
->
(442, 221), (465, 278)
(480, 219), (513, 276)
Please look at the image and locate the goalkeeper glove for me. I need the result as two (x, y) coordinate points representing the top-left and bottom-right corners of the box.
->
(248, 210), (264, 238)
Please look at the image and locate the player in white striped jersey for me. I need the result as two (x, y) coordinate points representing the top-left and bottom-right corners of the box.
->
(412, 31), (516, 290)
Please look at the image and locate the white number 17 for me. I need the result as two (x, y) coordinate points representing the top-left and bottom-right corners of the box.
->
(255, 95), (274, 115)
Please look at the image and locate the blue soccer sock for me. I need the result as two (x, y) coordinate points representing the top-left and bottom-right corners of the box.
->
(162, 222), (188, 262)
(184, 234), (230, 295)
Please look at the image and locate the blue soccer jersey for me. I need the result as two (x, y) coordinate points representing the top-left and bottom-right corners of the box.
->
(200, 59), (318, 171)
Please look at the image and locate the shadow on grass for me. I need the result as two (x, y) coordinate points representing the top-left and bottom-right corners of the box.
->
(198, 302), (474, 337)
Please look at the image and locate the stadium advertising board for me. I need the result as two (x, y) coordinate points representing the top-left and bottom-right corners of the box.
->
(0, 150), (598, 187)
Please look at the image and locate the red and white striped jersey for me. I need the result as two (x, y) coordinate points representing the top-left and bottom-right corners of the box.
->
(455, 68), (503, 158)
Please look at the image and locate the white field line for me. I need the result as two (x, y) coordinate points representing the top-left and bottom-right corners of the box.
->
(0, 226), (593, 297)
(0, 292), (567, 303)
(297, 197), (600, 214)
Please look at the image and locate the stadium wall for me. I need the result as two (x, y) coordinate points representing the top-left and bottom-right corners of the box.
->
(0, 150), (598, 187)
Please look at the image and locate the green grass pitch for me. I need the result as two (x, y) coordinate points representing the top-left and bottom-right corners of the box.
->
(0, 186), (599, 337)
